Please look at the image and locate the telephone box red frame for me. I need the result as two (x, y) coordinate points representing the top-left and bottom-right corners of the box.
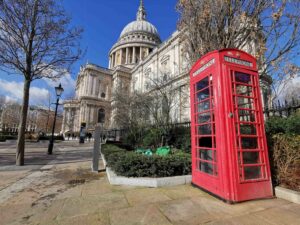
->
(190, 49), (273, 203)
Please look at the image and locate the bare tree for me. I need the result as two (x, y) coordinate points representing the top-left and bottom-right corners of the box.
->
(0, 95), (6, 116)
(112, 84), (149, 129)
(0, 0), (82, 165)
(177, 0), (300, 100)
(142, 68), (190, 128)
(1, 102), (21, 132)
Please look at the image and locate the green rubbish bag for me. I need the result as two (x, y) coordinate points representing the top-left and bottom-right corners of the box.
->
(156, 146), (170, 156)
(143, 149), (153, 156)
(135, 148), (147, 154)
(136, 148), (152, 156)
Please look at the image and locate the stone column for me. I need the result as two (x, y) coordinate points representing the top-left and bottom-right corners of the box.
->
(85, 75), (89, 95)
(83, 76), (87, 95)
(109, 56), (111, 69)
(93, 77), (97, 96)
(132, 47), (136, 64)
(81, 105), (85, 123)
(114, 52), (117, 67)
(125, 48), (128, 64)
(88, 76), (91, 95)
(120, 49), (123, 65)
(62, 110), (66, 133)
(140, 47), (143, 61)
(86, 105), (90, 124)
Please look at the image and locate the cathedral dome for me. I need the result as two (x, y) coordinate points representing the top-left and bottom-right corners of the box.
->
(109, 0), (161, 69)
(120, 20), (159, 39)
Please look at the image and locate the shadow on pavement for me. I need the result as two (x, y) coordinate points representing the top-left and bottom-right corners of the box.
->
(0, 142), (94, 171)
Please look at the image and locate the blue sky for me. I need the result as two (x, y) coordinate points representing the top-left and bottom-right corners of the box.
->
(0, 0), (178, 106)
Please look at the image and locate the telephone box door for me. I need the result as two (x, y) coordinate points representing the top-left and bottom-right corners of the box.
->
(225, 66), (272, 201)
(191, 66), (223, 197)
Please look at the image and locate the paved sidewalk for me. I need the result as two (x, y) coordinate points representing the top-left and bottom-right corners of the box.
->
(0, 143), (300, 225)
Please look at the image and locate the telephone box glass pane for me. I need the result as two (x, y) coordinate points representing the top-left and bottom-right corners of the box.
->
(198, 112), (211, 123)
(239, 124), (257, 135)
(198, 137), (213, 148)
(199, 162), (213, 175)
(198, 100), (210, 112)
(197, 88), (210, 102)
(238, 110), (256, 122)
(241, 137), (258, 149)
(244, 166), (261, 179)
(243, 151), (260, 164)
(196, 77), (209, 91)
(199, 149), (213, 161)
(236, 85), (253, 96)
(235, 72), (251, 84)
(236, 97), (254, 109)
(198, 124), (212, 135)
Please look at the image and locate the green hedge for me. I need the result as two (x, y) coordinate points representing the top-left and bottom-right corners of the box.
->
(0, 136), (6, 142)
(265, 113), (300, 135)
(4, 135), (17, 140)
(38, 135), (65, 141)
(102, 144), (191, 177)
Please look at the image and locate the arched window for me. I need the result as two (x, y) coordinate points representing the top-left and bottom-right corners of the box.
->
(98, 108), (105, 123)
(101, 92), (106, 98)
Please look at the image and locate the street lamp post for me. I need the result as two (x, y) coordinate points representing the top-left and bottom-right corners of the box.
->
(48, 83), (64, 155)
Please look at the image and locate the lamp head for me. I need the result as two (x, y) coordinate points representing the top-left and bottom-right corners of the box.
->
(55, 83), (64, 97)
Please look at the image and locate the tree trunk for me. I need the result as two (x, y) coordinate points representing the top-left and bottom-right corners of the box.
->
(16, 79), (31, 166)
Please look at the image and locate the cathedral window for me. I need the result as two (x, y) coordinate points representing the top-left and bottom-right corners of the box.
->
(145, 68), (151, 78)
(101, 92), (106, 98)
(98, 109), (105, 123)
(161, 55), (171, 77)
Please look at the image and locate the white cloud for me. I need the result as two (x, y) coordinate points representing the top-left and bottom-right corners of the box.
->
(42, 71), (76, 98)
(274, 75), (300, 102)
(0, 79), (50, 106)
(5, 96), (18, 103)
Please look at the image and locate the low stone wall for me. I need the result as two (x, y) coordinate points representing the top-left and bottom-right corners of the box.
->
(106, 167), (191, 187)
(275, 186), (300, 204)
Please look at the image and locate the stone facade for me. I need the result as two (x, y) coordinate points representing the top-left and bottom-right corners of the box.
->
(62, 0), (271, 135)
(62, 64), (112, 133)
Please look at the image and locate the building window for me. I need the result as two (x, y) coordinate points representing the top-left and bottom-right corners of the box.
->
(98, 109), (105, 123)
(101, 92), (106, 98)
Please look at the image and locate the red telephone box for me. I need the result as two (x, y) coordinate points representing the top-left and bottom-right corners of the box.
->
(190, 49), (273, 203)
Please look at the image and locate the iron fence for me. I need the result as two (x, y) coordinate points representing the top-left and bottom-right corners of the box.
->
(264, 98), (300, 119)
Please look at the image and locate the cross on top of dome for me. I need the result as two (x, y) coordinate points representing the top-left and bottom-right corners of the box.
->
(137, 0), (146, 21)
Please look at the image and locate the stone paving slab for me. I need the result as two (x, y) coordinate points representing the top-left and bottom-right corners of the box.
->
(0, 170), (30, 190)
(109, 204), (172, 225)
(125, 188), (172, 206)
(1, 143), (300, 225)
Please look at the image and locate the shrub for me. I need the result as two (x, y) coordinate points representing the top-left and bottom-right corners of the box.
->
(0, 136), (6, 142)
(271, 134), (300, 191)
(167, 126), (191, 153)
(4, 135), (17, 140)
(142, 128), (163, 147)
(38, 135), (65, 141)
(102, 144), (191, 177)
(265, 113), (300, 135)
(285, 113), (300, 134)
(122, 126), (147, 148)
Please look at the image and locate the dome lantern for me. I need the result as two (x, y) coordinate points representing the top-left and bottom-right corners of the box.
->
(137, 0), (146, 21)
